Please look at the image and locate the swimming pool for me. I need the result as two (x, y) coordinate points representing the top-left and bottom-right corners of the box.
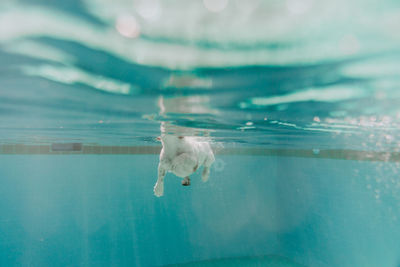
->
(1, 0), (400, 266)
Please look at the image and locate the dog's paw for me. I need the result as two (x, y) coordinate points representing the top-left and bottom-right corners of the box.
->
(202, 167), (210, 182)
(154, 182), (164, 197)
(201, 175), (209, 183)
(182, 177), (191, 186)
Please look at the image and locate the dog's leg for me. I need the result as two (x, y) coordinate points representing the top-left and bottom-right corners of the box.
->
(202, 167), (210, 182)
(182, 176), (191, 186)
(154, 163), (166, 197)
(201, 152), (215, 182)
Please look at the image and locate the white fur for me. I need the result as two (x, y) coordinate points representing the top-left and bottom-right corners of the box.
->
(153, 134), (215, 197)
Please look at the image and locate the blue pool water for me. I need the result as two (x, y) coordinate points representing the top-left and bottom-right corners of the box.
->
(1, 0), (400, 266)
(1, 155), (400, 266)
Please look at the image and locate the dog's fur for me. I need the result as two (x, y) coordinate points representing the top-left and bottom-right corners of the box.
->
(153, 96), (215, 197)
(153, 134), (215, 197)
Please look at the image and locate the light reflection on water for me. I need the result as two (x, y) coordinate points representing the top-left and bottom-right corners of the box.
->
(0, 0), (399, 150)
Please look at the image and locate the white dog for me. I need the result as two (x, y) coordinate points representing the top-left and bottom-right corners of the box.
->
(153, 134), (215, 197)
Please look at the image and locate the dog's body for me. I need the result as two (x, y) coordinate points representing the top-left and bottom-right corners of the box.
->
(153, 134), (215, 197)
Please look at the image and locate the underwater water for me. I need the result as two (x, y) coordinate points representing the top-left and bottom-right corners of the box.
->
(1, 0), (400, 266)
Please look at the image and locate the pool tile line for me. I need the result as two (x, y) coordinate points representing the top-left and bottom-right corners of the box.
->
(0, 144), (398, 162)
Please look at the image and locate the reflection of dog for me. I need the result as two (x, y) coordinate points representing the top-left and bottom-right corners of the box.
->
(153, 134), (215, 197)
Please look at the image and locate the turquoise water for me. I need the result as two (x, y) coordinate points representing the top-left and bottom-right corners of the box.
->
(1, 0), (400, 266)
(2, 156), (400, 266)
